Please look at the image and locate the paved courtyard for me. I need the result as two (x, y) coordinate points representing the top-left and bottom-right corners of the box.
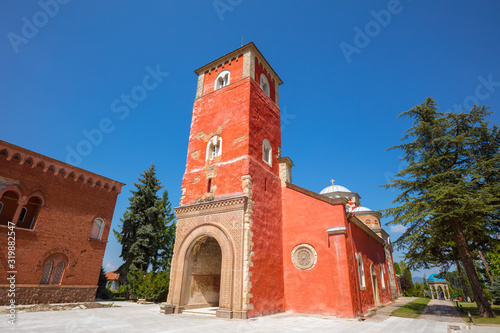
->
(1, 299), (497, 332)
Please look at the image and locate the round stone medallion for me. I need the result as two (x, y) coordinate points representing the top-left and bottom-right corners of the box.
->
(291, 244), (317, 270)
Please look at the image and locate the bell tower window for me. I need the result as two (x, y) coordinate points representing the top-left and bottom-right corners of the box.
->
(206, 135), (222, 161)
(215, 70), (230, 90)
(260, 73), (270, 97)
(263, 139), (272, 166)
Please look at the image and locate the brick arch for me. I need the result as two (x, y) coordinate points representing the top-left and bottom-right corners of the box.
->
(0, 184), (23, 199)
(169, 223), (235, 312)
(36, 247), (74, 270)
(27, 190), (47, 207)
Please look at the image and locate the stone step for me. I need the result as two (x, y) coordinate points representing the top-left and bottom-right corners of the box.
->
(182, 307), (218, 316)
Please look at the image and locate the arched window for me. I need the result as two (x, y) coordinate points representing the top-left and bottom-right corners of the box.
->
(18, 207), (27, 222)
(0, 202), (3, 215)
(358, 254), (366, 289)
(40, 261), (53, 284)
(39, 253), (67, 285)
(206, 136), (222, 161)
(262, 139), (272, 166)
(380, 263), (386, 289)
(51, 262), (66, 285)
(260, 73), (270, 97)
(90, 218), (105, 240)
(0, 191), (20, 226)
(18, 196), (43, 229)
(215, 70), (230, 90)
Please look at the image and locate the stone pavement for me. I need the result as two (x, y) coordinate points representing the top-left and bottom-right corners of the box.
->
(1, 300), (498, 332)
(419, 299), (465, 323)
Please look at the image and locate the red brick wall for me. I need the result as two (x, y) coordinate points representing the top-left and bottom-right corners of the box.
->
(0, 156), (120, 305)
(281, 186), (357, 318)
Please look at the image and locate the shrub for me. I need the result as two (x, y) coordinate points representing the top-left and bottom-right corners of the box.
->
(127, 269), (170, 302)
(489, 277), (500, 305)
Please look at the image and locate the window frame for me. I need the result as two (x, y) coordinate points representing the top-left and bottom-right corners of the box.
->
(358, 254), (366, 289)
(90, 218), (105, 240)
(18, 206), (27, 222)
(215, 70), (230, 91)
(262, 139), (272, 166)
(260, 73), (270, 97)
(380, 263), (386, 289)
(39, 253), (68, 285)
(206, 135), (222, 161)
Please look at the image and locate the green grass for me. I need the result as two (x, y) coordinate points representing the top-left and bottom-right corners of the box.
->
(392, 297), (431, 318)
(454, 301), (500, 325)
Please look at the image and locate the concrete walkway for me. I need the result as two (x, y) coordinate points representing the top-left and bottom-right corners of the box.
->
(1, 300), (498, 332)
(419, 299), (465, 323)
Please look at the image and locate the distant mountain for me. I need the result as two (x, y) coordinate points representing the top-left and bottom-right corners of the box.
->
(413, 276), (423, 284)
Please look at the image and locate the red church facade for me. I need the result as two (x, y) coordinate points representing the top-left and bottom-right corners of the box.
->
(165, 43), (398, 319)
(0, 140), (123, 305)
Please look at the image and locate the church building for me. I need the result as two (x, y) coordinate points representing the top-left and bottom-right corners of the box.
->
(0, 140), (123, 305)
(165, 43), (398, 319)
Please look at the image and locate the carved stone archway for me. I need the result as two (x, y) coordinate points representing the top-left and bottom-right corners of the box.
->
(166, 197), (248, 319)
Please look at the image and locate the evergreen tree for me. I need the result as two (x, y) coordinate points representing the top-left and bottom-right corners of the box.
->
(151, 190), (176, 273)
(382, 98), (500, 317)
(96, 266), (112, 299)
(114, 164), (175, 288)
(394, 262), (401, 275)
(490, 276), (500, 305)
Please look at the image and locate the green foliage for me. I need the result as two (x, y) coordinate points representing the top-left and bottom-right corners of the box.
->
(490, 277), (500, 305)
(423, 274), (429, 290)
(382, 98), (499, 317)
(96, 267), (113, 300)
(150, 190), (176, 273)
(394, 262), (401, 275)
(444, 268), (473, 300)
(127, 269), (170, 302)
(486, 248), (500, 279)
(114, 164), (176, 289)
(112, 284), (128, 298)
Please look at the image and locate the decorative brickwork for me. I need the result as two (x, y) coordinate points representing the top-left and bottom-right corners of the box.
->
(168, 197), (248, 319)
(0, 140), (122, 306)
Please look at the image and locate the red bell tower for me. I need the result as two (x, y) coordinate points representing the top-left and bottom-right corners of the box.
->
(167, 43), (285, 318)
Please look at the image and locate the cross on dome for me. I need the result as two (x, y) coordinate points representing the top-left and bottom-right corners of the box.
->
(330, 179), (335, 186)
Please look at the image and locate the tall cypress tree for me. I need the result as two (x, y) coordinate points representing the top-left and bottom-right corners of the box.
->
(383, 98), (499, 317)
(114, 164), (166, 283)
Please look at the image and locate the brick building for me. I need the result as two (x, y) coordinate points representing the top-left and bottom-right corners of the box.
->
(165, 43), (399, 319)
(0, 140), (123, 305)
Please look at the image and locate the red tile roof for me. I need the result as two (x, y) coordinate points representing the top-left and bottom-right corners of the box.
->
(105, 271), (119, 281)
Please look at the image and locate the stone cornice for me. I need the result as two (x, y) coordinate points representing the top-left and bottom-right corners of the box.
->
(354, 210), (382, 218)
(0, 140), (124, 193)
(175, 196), (247, 219)
(285, 182), (347, 206)
(193, 42), (283, 85)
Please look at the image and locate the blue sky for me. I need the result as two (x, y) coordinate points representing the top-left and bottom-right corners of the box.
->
(1, 0), (499, 278)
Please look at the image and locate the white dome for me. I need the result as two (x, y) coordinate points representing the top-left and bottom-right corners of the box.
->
(320, 184), (351, 194)
(352, 206), (374, 213)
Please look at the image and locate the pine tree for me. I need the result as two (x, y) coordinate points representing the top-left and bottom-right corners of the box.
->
(383, 98), (500, 317)
(151, 190), (176, 273)
(114, 164), (174, 288)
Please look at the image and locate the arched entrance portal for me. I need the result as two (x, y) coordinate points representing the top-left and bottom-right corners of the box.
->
(371, 265), (380, 306)
(182, 236), (222, 309)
